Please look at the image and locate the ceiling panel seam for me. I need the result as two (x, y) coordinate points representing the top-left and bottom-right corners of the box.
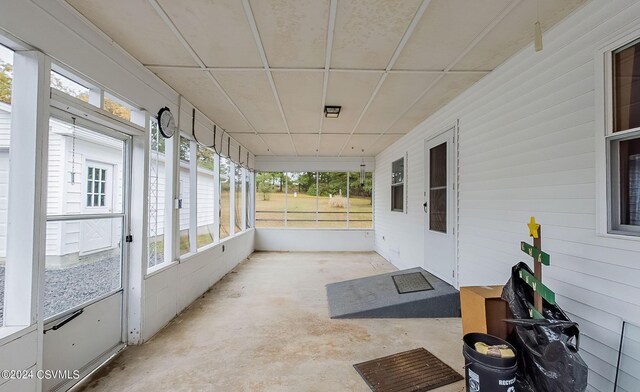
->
(316, 0), (338, 157)
(337, 0), (432, 156)
(241, 0), (298, 157)
(146, 0), (273, 155)
(47, 0), (180, 107)
(144, 65), (492, 74)
(370, 0), (523, 147)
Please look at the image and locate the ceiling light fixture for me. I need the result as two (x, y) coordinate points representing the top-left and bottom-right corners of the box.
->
(324, 106), (341, 118)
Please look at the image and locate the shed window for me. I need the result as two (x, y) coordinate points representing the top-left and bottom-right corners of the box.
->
(391, 158), (404, 212)
(609, 37), (640, 234)
(86, 167), (107, 207)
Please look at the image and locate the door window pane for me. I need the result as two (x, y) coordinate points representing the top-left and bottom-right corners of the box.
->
(179, 136), (191, 255)
(429, 142), (447, 233)
(317, 172), (347, 228)
(349, 172), (373, 228)
(45, 118), (125, 319)
(0, 44), (13, 325)
(255, 172), (285, 227)
(285, 172), (316, 228)
(235, 164), (243, 232)
(219, 157), (231, 239)
(197, 145), (215, 248)
(44, 218), (122, 319)
(614, 39), (640, 132)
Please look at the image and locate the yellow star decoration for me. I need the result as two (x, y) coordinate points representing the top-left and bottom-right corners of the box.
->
(527, 216), (540, 239)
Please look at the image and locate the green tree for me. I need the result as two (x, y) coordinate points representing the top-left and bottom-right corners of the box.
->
(0, 62), (12, 104)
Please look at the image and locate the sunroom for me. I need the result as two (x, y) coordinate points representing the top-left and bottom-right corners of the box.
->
(0, 1), (639, 391)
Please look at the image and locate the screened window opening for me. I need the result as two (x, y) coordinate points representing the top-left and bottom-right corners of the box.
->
(234, 164), (243, 233)
(148, 119), (167, 268)
(219, 157), (231, 239)
(255, 171), (372, 229)
(179, 136), (191, 255)
(196, 145), (215, 249)
(0, 44), (13, 325)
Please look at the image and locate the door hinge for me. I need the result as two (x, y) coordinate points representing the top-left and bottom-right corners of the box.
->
(125, 235), (133, 243)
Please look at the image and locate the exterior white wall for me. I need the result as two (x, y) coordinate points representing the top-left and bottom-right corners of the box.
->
(374, 1), (640, 391)
(142, 229), (254, 341)
(255, 229), (374, 252)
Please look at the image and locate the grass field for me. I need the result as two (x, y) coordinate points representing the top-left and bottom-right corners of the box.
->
(256, 191), (372, 229)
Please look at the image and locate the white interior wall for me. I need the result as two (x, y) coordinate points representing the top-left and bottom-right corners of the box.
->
(143, 229), (254, 341)
(255, 229), (373, 252)
(374, 1), (640, 391)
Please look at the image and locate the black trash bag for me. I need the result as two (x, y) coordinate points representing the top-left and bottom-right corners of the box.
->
(502, 262), (588, 392)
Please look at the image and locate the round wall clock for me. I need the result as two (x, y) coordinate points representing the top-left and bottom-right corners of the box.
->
(157, 107), (177, 138)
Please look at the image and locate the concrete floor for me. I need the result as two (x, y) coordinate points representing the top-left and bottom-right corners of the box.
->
(76, 252), (465, 392)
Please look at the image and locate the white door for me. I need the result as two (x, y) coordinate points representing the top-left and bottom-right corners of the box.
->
(424, 127), (456, 286)
(44, 116), (129, 392)
(80, 161), (115, 254)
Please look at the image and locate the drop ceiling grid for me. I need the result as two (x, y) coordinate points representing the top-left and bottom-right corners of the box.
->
(213, 70), (287, 134)
(153, 68), (254, 135)
(249, 0), (330, 69)
(291, 134), (321, 156)
(64, 0), (589, 157)
(66, 0), (196, 66)
(155, 0), (263, 68)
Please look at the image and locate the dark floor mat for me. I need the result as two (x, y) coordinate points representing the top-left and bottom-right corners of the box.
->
(353, 348), (463, 392)
(392, 272), (433, 294)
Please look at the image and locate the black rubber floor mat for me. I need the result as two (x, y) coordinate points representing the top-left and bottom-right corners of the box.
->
(392, 272), (433, 294)
(353, 348), (463, 392)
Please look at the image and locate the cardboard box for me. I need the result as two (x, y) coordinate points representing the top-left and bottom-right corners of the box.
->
(460, 285), (512, 340)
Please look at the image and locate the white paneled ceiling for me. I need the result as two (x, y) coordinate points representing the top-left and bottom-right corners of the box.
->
(67, 0), (587, 157)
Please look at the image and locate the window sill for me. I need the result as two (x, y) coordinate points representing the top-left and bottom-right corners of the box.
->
(255, 227), (373, 231)
(598, 230), (640, 242)
(0, 324), (36, 346)
(178, 229), (254, 264)
(145, 260), (178, 279)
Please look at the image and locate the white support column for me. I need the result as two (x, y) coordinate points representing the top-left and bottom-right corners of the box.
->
(241, 168), (247, 231)
(346, 172), (350, 228)
(213, 154), (220, 242)
(4, 51), (50, 328)
(284, 173), (288, 228)
(164, 133), (177, 263)
(170, 135), (180, 262)
(189, 140), (197, 252)
(126, 111), (148, 345)
(229, 162), (236, 236)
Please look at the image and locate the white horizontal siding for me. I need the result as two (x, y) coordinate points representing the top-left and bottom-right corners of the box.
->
(375, 1), (640, 391)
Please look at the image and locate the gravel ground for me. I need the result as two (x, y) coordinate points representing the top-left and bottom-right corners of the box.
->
(0, 251), (121, 325)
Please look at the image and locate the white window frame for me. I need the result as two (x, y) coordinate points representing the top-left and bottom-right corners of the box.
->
(595, 25), (640, 239)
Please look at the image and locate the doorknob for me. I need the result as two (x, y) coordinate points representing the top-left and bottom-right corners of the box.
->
(423, 202), (428, 213)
